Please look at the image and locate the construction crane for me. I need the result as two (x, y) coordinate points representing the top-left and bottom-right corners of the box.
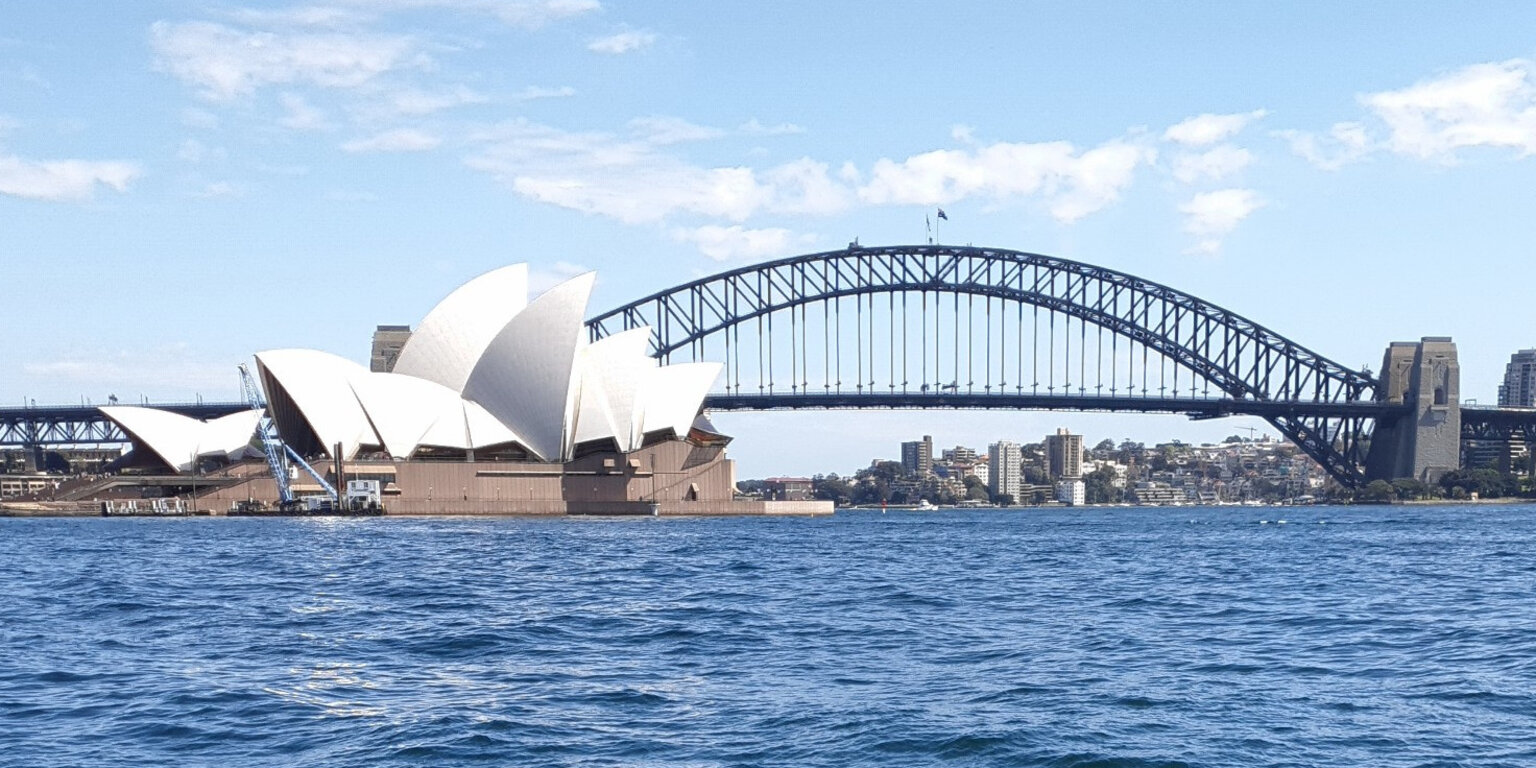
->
(237, 364), (338, 508)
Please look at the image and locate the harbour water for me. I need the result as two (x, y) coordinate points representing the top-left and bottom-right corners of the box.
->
(2, 505), (1534, 767)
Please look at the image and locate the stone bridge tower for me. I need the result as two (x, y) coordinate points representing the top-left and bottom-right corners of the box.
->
(1364, 337), (1460, 483)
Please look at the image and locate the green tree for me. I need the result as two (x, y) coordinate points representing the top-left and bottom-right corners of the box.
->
(1083, 465), (1122, 504)
(1357, 479), (1395, 503)
(1439, 468), (1514, 499)
(1390, 478), (1430, 501)
(963, 475), (991, 501)
(812, 473), (854, 506)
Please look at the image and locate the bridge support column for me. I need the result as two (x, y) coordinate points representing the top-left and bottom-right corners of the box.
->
(1365, 337), (1460, 483)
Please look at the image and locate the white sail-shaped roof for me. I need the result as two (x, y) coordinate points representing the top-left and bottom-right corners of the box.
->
(348, 372), (475, 458)
(238, 263), (726, 467)
(392, 263), (528, 392)
(573, 326), (656, 452)
(255, 349), (379, 460)
(640, 362), (723, 438)
(462, 272), (596, 462)
(100, 406), (261, 472)
(413, 402), (472, 450)
(101, 406), (202, 472)
(463, 401), (523, 449)
(198, 410), (264, 460)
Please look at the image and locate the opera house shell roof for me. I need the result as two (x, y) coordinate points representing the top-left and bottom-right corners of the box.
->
(102, 265), (721, 471)
(98, 407), (263, 473)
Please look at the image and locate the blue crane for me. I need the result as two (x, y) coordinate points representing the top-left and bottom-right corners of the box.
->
(237, 364), (338, 507)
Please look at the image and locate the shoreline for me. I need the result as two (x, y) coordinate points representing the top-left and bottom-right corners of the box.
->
(7, 498), (1532, 518)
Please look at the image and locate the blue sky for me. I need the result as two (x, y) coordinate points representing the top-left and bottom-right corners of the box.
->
(4, 1), (1535, 476)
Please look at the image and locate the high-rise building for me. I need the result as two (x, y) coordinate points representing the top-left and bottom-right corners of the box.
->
(1045, 428), (1083, 479)
(371, 325), (413, 373)
(1498, 349), (1536, 407)
(989, 440), (1022, 502)
(942, 445), (978, 463)
(901, 434), (934, 477)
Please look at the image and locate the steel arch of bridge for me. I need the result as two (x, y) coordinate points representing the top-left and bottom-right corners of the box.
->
(587, 244), (1389, 486)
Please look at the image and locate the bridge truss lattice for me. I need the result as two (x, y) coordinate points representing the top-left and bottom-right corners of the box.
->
(587, 245), (1389, 486)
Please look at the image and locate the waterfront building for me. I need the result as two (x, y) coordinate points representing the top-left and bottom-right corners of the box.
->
(370, 325), (413, 373)
(762, 477), (814, 501)
(1131, 481), (1184, 505)
(988, 440), (1022, 502)
(1463, 437), (1531, 476)
(901, 435), (934, 477)
(1497, 349), (1536, 407)
(1055, 479), (1085, 506)
(972, 460), (989, 486)
(107, 265), (719, 467)
(1045, 428), (1083, 479)
(88, 264), (822, 516)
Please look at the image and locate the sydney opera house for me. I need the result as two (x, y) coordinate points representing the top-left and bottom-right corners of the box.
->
(97, 265), (827, 516)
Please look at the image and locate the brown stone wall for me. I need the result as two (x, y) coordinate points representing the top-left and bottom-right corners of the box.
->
(178, 439), (830, 516)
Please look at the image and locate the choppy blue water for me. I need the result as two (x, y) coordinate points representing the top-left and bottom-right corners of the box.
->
(2, 506), (1535, 767)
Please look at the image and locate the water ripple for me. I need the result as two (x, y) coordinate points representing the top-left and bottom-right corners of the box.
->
(2, 506), (1535, 766)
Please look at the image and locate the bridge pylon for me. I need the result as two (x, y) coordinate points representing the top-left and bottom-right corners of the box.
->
(1364, 337), (1460, 484)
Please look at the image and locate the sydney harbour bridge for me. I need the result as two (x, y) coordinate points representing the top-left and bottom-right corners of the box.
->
(4, 245), (1533, 487)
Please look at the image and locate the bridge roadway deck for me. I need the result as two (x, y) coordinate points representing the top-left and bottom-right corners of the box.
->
(4, 398), (1534, 447)
(701, 393), (1409, 419)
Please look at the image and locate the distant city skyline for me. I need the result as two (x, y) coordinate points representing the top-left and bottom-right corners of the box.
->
(1498, 349), (1536, 408)
(5, 2), (1536, 476)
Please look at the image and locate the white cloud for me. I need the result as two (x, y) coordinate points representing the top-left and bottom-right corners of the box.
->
(150, 20), (421, 100)
(467, 119), (1155, 226)
(767, 158), (854, 215)
(1278, 121), (1372, 170)
(507, 163), (769, 224)
(341, 128), (441, 152)
(0, 154), (140, 202)
(1163, 109), (1267, 146)
(467, 119), (763, 223)
(346, 0), (600, 29)
(379, 85), (486, 116)
(176, 138), (226, 163)
(516, 84), (576, 100)
(1179, 188), (1264, 254)
(198, 181), (241, 198)
(181, 107), (219, 129)
(467, 118), (865, 223)
(672, 225), (815, 262)
(1171, 144), (1252, 183)
(740, 118), (804, 136)
(628, 116), (723, 144)
(230, 6), (369, 29)
(858, 139), (1154, 223)
(588, 30), (656, 55)
(278, 92), (331, 131)
(1362, 58), (1536, 160)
